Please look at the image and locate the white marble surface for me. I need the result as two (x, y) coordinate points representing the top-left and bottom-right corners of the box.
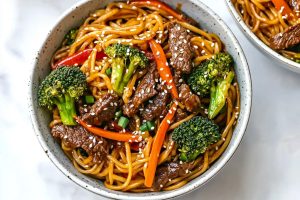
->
(0, 0), (300, 199)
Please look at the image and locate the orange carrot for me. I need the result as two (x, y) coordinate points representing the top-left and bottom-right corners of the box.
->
(144, 101), (177, 187)
(130, 0), (186, 21)
(271, 0), (295, 19)
(76, 117), (141, 142)
(149, 39), (179, 99)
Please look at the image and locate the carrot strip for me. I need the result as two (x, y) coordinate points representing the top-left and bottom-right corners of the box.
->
(130, 0), (186, 21)
(149, 39), (179, 99)
(144, 101), (177, 187)
(271, 0), (295, 19)
(76, 117), (141, 142)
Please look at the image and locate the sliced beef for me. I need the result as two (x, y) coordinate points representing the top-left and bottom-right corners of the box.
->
(141, 86), (170, 121)
(81, 93), (119, 125)
(77, 100), (91, 116)
(173, 71), (184, 87)
(270, 23), (300, 50)
(179, 84), (201, 112)
(288, 0), (300, 14)
(153, 162), (193, 191)
(123, 63), (159, 117)
(51, 124), (108, 164)
(174, 108), (188, 122)
(169, 22), (193, 74)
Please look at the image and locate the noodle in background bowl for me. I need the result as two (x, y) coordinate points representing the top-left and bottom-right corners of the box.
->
(29, 0), (252, 199)
(225, 0), (300, 73)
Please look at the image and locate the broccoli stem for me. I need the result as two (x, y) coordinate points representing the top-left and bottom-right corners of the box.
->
(208, 71), (234, 119)
(55, 95), (77, 125)
(111, 58), (125, 95)
(118, 60), (138, 93)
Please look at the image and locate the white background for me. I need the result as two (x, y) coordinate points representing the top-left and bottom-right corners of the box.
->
(0, 0), (300, 199)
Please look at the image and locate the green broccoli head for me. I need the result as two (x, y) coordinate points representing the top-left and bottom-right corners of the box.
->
(187, 53), (233, 97)
(65, 28), (78, 45)
(38, 67), (87, 125)
(105, 43), (149, 95)
(172, 116), (220, 162)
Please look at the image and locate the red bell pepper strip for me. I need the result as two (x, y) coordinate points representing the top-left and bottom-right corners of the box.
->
(144, 101), (177, 187)
(149, 39), (179, 99)
(130, 0), (186, 21)
(76, 117), (142, 142)
(52, 49), (106, 69)
(271, 0), (295, 19)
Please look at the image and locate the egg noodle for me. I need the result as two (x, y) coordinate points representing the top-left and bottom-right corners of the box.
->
(233, 0), (300, 61)
(49, 1), (240, 192)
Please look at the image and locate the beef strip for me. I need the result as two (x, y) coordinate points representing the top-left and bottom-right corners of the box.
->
(153, 162), (193, 191)
(77, 100), (91, 116)
(179, 84), (201, 113)
(81, 93), (119, 125)
(169, 22), (193, 74)
(288, 0), (300, 14)
(141, 86), (170, 121)
(123, 63), (159, 117)
(173, 71), (184, 87)
(270, 23), (300, 50)
(174, 107), (188, 122)
(51, 124), (108, 164)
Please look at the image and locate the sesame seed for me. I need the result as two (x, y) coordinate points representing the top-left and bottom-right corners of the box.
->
(167, 120), (171, 124)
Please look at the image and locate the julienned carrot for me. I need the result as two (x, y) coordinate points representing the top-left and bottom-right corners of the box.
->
(144, 102), (177, 187)
(149, 39), (179, 99)
(130, 0), (186, 21)
(271, 0), (294, 18)
(76, 117), (141, 142)
(52, 49), (106, 69)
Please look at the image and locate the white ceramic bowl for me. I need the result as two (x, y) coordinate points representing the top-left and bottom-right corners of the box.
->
(225, 0), (300, 73)
(29, 0), (252, 199)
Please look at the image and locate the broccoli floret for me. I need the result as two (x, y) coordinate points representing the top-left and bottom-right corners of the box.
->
(65, 28), (78, 45)
(187, 53), (233, 97)
(38, 67), (87, 125)
(172, 116), (220, 162)
(105, 44), (149, 95)
(187, 53), (235, 119)
(208, 71), (234, 119)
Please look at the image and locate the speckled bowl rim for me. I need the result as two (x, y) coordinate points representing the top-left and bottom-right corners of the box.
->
(28, 0), (252, 199)
(225, 0), (300, 73)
